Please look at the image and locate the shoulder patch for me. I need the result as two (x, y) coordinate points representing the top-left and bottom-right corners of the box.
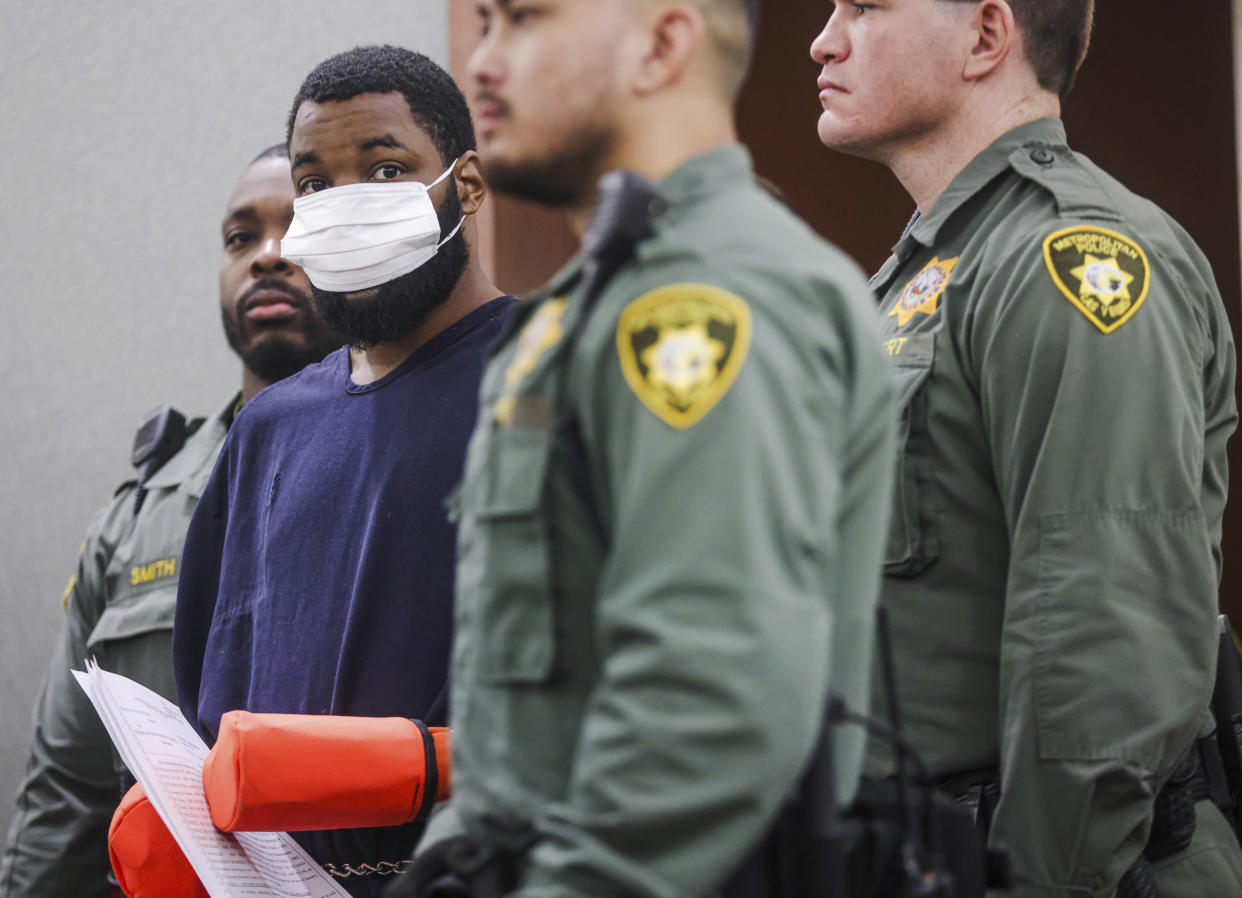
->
(616, 284), (751, 430)
(1043, 226), (1150, 334)
(889, 256), (958, 327)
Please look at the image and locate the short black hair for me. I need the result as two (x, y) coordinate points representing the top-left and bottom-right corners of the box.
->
(286, 45), (476, 167)
(1010, 0), (1093, 98)
(940, 0), (1093, 99)
(250, 143), (288, 165)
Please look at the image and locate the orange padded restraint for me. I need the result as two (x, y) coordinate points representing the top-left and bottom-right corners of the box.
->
(109, 783), (207, 898)
(202, 711), (451, 833)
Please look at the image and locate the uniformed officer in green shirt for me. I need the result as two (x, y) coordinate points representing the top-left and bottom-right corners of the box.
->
(812, 1), (1242, 895)
(0, 145), (339, 898)
(391, 1), (895, 896)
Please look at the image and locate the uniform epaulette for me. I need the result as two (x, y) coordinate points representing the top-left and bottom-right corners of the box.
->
(1007, 145), (1123, 223)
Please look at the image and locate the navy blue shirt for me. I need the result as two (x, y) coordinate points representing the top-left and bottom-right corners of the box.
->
(174, 297), (516, 894)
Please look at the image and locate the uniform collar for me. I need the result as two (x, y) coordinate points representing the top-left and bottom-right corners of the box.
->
(656, 143), (752, 208)
(141, 393), (237, 490)
(901, 117), (1067, 253)
(543, 145), (751, 299)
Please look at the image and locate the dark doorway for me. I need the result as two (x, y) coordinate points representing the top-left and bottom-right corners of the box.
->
(742, 1), (1242, 616)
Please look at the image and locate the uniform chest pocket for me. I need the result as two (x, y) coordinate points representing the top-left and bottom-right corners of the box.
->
(87, 583), (178, 649)
(885, 334), (940, 576)
(463, 422), (558, 685)
(86, 584), (179, 701)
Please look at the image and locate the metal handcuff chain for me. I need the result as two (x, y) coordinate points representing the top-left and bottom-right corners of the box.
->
(325, 859), (414, 879)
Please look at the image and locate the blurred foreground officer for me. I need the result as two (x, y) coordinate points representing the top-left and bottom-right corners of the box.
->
(812, 1), (1241, 895)
(0, 145), (340, 898)
(173, 46), (515, 897)
(394, 1), (895, 896)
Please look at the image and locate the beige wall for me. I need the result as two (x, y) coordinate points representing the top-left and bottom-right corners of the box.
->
(0, 0), (447, 840)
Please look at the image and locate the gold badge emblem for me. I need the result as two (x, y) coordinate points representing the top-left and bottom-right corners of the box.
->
(889, 256), (958, 328)
(617, 283), (751, 430)
(1043, 226), (1150, 334)
(494, 297), (569, 424)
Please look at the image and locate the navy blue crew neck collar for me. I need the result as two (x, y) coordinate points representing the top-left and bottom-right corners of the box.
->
(343, 295), (517, 395)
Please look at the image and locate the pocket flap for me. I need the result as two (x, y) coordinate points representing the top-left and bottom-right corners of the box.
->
(887, 332), (936, 401)
(87, 585), (176, 649)
(478, 425), (554, 518)
(884, 331), (939, 575)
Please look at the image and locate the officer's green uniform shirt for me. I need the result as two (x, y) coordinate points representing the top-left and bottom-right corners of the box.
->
(871, 118), (1241, 896)
(434, 146), (895, 898)
(0, 398), (233, 898)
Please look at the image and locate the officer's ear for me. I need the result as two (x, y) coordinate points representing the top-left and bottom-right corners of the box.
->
(962, 0), (1016, 84)
(453, 151), (487, 217)
(631, 3), (707, 97)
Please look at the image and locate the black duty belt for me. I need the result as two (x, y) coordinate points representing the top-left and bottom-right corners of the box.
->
(935, 766), (1002, 835)
(932, 736), (1229, 898)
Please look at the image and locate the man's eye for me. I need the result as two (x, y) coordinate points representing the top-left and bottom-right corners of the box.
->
(372, 164), (404, 181)
(298, 177), (328, 195)
(853, 2), (875, 14)
(509, 6), (536, 25)
(225, 232), (254, 249)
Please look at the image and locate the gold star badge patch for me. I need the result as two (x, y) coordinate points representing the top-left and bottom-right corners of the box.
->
(889, 256), (958, 328)
(494, 297), (569, 424)
(617, 283), (751, 430)
(1043, 226), (1150, 334)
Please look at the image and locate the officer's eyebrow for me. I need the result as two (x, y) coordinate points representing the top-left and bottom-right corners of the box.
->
(222, 205), (260, 227)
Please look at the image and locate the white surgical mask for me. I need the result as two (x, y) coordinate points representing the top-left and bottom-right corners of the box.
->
(280, 159), (464, 292)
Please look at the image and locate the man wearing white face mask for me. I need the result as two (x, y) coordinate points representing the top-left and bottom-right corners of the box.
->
(171, 46), (516, 898)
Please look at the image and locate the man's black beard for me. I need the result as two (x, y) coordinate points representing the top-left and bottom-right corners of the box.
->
(222, 283), (342, 384)
(481, 123), (615, 208)
(311, 189), (469, 351)
(235, 333), (341, 384)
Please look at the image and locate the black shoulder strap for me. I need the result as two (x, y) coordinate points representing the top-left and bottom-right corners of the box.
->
(555, 170), (668, 546)
(130, 405), (188, 488)
(129, 405), (189, 515)
(572, 169), (667, 330)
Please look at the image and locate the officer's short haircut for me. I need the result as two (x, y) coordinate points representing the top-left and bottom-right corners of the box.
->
(704, 0), (762, 95)
(941, 0), (1093, 99)
(633, 0), (760, 97)
(250, 143), (288, 166)
(286, 45), (476, 167)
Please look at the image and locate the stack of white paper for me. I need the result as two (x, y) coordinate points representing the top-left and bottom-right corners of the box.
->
(74, 661), (351, 898)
